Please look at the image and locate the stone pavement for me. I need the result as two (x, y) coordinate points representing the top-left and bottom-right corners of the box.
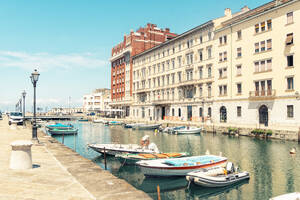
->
(0, 117), (151, 200)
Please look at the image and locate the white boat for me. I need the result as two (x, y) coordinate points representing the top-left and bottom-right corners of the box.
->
(270, 192), (300, 200)
(88, 135), (160, 156)
(175, 127), (201, 134)
(186, 162), (250, 187)
(132, 124), (161, 130)
(93, 119), (105, 123)
(163, 126), (185, 133)
(136, 155), (227, 177)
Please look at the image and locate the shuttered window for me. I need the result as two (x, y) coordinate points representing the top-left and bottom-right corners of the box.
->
(287, 12), (293, 24)
(267, 39), (272, 50)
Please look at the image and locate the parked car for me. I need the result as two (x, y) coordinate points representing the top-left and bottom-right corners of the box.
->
(9, 112), (23, 125)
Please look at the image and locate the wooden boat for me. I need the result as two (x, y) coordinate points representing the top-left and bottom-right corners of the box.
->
(175, 127), (201, 134)
(186, 162), (250, 187)
(270, 192), (300, 200)
(48, 128), (78, 135)
(132, 124), (161, 130)
(116, 152), (189, 165)
(136, 155), (227, 177)
(46, 123), (73, 130)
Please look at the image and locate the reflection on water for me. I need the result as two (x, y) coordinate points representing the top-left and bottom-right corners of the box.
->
(51, 121), (300, 200)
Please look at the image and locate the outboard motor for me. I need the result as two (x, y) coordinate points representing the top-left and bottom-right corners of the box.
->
(226, 162), (235, 174)
(148, 143), (160, 153)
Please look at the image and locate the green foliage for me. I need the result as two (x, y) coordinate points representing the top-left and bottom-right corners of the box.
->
(251, 129), (272, 137)
(228, 127), (238, 135)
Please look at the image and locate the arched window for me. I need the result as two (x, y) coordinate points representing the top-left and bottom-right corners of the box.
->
(178, 108), (181, 117)
(220, 106), (227, 122)
(208, 107), (211, 117)
(172, 108), (175, 116)
(259, 105), (268, 126)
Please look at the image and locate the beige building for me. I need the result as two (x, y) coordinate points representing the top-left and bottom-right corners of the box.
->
(83, 89), (111, 113)
(130, 0), (300, 130)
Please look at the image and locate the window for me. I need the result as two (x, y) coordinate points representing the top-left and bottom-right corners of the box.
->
(224, 35), (227, 44)
(237, 48), (242, 57)
(186, 70), (193, 81)
(267, 19), (272, 30)
(178, 72), (182, 83)
(260, 41), (265, 51)
(287, 12), (293, 24)
(199, 86), (203, 96)
(261, 22), (266, 31)
(172, 59), (175, 69)
(186, 53), (193, 65)
(178, 56), (182, 67)
(237, 83), (242, 94)
(237, 30), (242, 40)
(287, 55), (294, 67)
(255, 24), (259, 33)
(224, 51), (227, 61)
(219, 53), (222, 62)
(199, 67), (203, 79)
(179, 44), (181, 51)
(236, 65), (242, 76)
(199, 107), (203, 117)
(287, 77), (294, 90)
(219, 37), (222, 45)
(178, 108), (181, 117)
(207, 47), (212, 59)
(199, 50), (203, 61)
(172, 108), (175, 116)
(219, 85), (227, 96)
(237, 106), (242, 117)
(208, 32), (212, 40)
(286, 33), (293, 45)
(287, 105), (294, 118)
(208, 107), (211, 117)
(208, 66), (212, 78)
(199, 35), (203, 44)
(208, 84), (212, 97)
(267, 39), (272, 50)
(267, 59), (272, 70)
(255, 43), (259, 53)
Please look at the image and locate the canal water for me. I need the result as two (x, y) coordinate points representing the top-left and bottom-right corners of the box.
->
(50, 121), (300, 200)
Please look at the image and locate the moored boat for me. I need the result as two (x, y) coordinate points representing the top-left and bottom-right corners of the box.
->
(186, 162), (250, 187)
(270, 192), (300, 200)
(93, 119), (105, 123)
(108, 121), (123, 125)
(175, 127), (201, 135)
(116, 152), (189, 165)
(88, 135), (160, 156)
(48, 128), (78, 135)
(46, 123), (73, 130)
(136, 155), (227, 177)
(163, 126), (186, 134)
(78, 118), (89, 122)
(132, 124), (161, 130)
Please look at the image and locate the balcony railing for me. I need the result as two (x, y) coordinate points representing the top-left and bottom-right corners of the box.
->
(249, 89), (276, 99)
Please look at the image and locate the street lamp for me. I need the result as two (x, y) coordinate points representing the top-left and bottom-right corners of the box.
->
(22, 90), (26, 119)
(30, 69), (40, 141)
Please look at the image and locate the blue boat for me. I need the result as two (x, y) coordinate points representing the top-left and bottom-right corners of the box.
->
(46, 123), (73, 130)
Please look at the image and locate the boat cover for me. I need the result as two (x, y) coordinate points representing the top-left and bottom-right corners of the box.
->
(163, 155), (223, 166)
(47, 123), (72, 128)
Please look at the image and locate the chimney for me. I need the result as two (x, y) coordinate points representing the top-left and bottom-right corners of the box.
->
(241, 6), (250, 13)
(224, 8), (232, 17)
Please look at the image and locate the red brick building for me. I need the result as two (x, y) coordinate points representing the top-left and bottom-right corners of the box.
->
(110, 23), (176, 116)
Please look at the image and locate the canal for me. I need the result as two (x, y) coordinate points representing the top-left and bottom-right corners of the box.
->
(50, 121), (300, 200)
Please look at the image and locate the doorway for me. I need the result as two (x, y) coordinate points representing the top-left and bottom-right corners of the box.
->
(187, 106), (192, 121)
(259, 105), (268, 126)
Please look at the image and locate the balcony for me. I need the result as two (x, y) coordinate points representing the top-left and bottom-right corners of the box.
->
(249, 89), (276, 100)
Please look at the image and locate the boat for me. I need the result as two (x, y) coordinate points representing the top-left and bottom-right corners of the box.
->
(116, 152), (189, 165)
(163, 126), (185, 133)
(132, 124), (161, 130)
(78, 118), (89, 122)
(108, 121), (123, 125)
(88, 135), (160, 156)
(270, 192), (300, 200)
(46, 123), (73, 130)
(93, 119), (105, 123)
(186, 162), (250, 187)
(174, 127), (201, 134)
(136, 155), (227, 177)
(48, 128), (78, 135)
(123, 123), (137, 128)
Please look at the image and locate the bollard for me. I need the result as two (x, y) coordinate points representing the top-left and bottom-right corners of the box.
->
(104, 147), (107, 170)
(157, 185), (161, 200)
(10, 140), (33, 169)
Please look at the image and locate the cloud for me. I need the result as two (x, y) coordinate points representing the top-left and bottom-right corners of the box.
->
(0, 51), (108, 71)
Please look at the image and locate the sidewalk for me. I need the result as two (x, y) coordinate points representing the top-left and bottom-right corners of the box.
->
(0, 117), (151, 200)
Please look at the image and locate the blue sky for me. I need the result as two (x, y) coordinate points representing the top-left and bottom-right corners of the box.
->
(0, 0), (270, 111)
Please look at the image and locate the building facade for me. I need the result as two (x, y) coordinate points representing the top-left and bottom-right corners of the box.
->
(83, 88), (111, 113)
(130, 0), (300, 130)
(109, 23), (176, 117)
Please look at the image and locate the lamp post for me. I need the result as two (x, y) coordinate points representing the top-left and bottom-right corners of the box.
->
(22, 90), (26, 119)
(30, 69), (40, 141)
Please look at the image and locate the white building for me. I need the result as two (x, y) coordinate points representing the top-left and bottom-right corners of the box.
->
(83, 89), (111, 113)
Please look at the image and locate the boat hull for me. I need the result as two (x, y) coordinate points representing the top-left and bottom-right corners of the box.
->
(175, 128), (201, 135)
(88, 144), (158, 156)
(133, 124), (161, 130)
(48, 129), (78, 135)
(187, 172), (250, 187)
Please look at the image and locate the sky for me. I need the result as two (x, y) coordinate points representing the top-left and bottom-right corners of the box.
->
(0, 0), (270, 112)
